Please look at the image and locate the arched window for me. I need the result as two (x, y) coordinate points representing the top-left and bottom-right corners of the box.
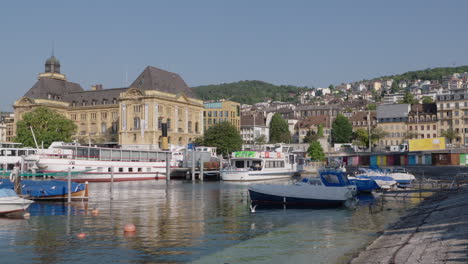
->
(178, 137), (183, 145)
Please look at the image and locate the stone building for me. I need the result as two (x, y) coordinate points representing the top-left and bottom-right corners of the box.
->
(376, 104), (410, 147)
(437, 90), (468, 146)
(13, 55), (204, 149)
(407, 103), (438, 140)
(203, 100), (240, 131)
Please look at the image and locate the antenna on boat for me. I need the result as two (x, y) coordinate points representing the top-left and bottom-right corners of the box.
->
(29, 126), (39, 149)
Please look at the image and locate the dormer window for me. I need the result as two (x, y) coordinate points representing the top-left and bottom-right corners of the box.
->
(102, 99), (107, 105)
(113, 98), (117, 104)
(72, 102), (77, 107)
(48, 94), (52, 99)
(92, 100), (97, 106)
(82, 101), (87, 106)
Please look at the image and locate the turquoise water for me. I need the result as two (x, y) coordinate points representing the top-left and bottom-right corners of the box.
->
(0, 181), (419, 264)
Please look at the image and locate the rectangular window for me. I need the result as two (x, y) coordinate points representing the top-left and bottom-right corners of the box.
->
(134, 117), (140, 130)
(91, 113), (97, 120)
(81, 113), (87, 120)
(101, 112), (107, 120)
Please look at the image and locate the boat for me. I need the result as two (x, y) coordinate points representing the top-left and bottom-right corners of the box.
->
(387, 167), (416, 185)
(348, 176), (379, 193)
(0, 189), (33, 215)
(0, 142), (38, 172)
(0, 179), (87, 200)
(248, 168), (357, 208)
(355, 168), (398, 190)
(30, 142), (175, 182)
(221, 151), (301, 181)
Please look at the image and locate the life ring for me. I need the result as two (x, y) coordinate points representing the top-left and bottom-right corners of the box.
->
(9, 171), (15, 182)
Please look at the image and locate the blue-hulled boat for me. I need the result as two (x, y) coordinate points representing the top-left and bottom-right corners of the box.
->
(0, 179), (86, 199)
(248, 168), (357, 209)
(348, 176), (379, 193)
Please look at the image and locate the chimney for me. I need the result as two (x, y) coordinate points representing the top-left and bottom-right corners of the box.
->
(91, 84), (104, 90)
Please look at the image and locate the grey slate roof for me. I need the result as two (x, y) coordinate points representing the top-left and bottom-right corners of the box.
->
(63, 88), (127, 104)
(24, 78), (84, 100)
(129, 66), (196, 98)
(376, 104), (410, 119)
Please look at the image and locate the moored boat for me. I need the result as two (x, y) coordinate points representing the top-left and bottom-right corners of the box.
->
(248, 168), (356, 208)
(348, 176), (379, 193)
(221, 151), (301, 181)
(31, 142), (175, 182)
(0, 189), (33, 215)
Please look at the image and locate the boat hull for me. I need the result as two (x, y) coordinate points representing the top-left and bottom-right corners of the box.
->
(0, 197), (33, 214)
(221, 170), (295, 181)
(249, 189), (345, 208)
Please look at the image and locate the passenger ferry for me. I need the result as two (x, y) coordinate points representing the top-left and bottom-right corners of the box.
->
(0, 142), (38, 171)
(221, 151), (302, 181)
(32, 142), (174, 182)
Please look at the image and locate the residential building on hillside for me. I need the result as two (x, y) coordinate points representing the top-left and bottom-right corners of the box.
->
(383, 93), (404, 104)
(0, 112), (14, 142)
(240, 113), (269, 145)
(348, 111), (377, 132)
(437, 92), (468, 146)
(295, 104), (341, 119)
(203, 100), (240, 132)
(14, 55), (204, 149)
(407, 103), (438, 140)
(294, 115), (331, 144)
(376, 104), (410, 147)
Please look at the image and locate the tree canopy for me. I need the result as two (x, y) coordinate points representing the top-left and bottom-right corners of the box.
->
(303, 124), (324, 143)
(441, 129), (460, 144)
(192, 80), (308, 105)
(15, 107), (77, 148)
(307, 141), (325, 161)
(422, 96), (434, 104)
(353, 127), (387, 148)
(401, 92), (419, 104)
(198, 121), (243, 156)
(331, 114), (353, 143)
(269, 114), (291, 143)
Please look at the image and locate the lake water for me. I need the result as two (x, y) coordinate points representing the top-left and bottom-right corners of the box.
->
(0, 180), (422, 264)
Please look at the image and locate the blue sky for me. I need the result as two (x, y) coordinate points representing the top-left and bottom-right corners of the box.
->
(1, 0), (467, 110)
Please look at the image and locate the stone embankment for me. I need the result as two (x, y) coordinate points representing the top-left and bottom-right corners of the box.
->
(351, 187), (468, 264)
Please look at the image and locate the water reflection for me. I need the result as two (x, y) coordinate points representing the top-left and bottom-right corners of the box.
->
(0, 180), (423, 264)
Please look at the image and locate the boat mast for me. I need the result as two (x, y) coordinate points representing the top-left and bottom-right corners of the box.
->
(30, 126), (39, 149)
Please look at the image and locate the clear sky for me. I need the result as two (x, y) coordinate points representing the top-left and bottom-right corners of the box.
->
(1, 0), (467, 110)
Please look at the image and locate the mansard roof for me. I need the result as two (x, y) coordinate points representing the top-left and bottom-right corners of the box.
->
(129, 66), (195, 98)
(24, 78), (84, 100)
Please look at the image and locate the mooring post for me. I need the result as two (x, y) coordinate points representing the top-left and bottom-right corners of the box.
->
(191, 150), (195, 181)
(67, 167), (72, 203)
(200, 158), (204, 181)
(166, 152), (171, 182)
(110, 166), (114, 200)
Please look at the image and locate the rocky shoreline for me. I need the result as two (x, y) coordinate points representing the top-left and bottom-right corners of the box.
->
(350, 187), (468, 264)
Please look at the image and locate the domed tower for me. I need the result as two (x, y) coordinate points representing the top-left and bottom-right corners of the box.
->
(45, 55), (61, 73)
(38, 55), (66, 80)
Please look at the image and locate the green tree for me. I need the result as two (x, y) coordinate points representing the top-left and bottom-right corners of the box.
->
(331, 114), (353, 143)
(390, 80), (399, 93)
(421, 96), (434, 104)
(401, 91), (419, 104)
(202, 121), (242, 156)
(269, 113), (291, 143)
(328, 84), (334, 91)
(192, 136), (205, 146)
(254, 135), (267, 145)
(441, 129), (460, 145)
(15, 107), (77, 148)
(366, 103), (377, 110)
(307, 141), (325, 161)
(404, 131), (418, 140)
(353, 127), (388, 148)
(303, 124), (324, 143)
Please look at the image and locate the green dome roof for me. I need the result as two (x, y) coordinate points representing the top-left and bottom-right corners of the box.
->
(45, 56), (60, 65)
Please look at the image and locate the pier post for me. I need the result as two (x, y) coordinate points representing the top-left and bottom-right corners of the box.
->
(110, 166), (114, 200)
(67, 167), (72, 203)
(166, 152), (171, 182)
(20, 156), (24, 180)
(191, 150), (195, 181)
(200, 159), (204, 181)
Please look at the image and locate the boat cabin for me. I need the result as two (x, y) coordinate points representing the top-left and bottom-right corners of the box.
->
(229, 151), (294, 171)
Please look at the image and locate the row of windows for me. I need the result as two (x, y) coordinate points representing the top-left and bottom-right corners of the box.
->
(71, 98), (118, 107)
(409, 125), (437, 131)
(204, 110), (239, 118)
(71, 112), (117, 121)
(265, 161), (285, 168)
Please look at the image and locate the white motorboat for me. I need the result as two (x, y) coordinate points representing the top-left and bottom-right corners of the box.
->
(387, 167), (416, 184)
(248, 168), (356, 208)
(356, 168), (397, 190)
(30, 142), (175, 182)
(0, 189), (33, 214)
(221, 151), (302, 181)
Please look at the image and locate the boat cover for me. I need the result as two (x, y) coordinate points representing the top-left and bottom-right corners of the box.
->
(0, 188), (18, 198)
(0, 180), (85, 197)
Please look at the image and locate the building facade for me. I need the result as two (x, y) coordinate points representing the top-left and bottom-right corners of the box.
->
(203, 100), (240, 131)
(13, 55), (204, 149)
(407, 103), (438, 140)
(376, 104), (410, 147)
(437, 91), (468, 146)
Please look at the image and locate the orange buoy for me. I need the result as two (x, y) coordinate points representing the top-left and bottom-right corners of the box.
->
(91, 209), (99, 216)
(124, 223), (136, 233)
(77, 232), (86, 239)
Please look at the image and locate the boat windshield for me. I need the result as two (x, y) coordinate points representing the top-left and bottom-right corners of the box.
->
(392, 167), (407, 173)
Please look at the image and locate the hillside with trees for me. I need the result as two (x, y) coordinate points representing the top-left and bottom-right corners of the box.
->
(379, 66), (468, 82)
(192, 80), (308, 105)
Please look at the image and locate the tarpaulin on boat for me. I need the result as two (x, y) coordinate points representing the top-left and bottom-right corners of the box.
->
(0, 179), (85, 197)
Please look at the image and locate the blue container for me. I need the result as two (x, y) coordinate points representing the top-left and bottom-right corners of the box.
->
(408, 155), (417, 165)
(424, 154), (432, 165)
(370, 156), (378, 166)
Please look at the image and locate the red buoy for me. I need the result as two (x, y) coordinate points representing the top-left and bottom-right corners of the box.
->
(124, 223), (136, 233)
(77, 232), (86, 239)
